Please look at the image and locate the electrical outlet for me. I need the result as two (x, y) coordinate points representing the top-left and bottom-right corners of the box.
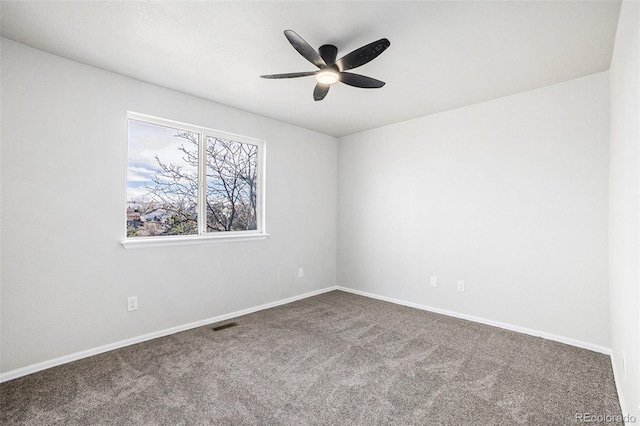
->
(298, 268), (304, 278)
(127, 296), (138, 312)
(457, 280), (465, 292)
(430, 276), (438, 287)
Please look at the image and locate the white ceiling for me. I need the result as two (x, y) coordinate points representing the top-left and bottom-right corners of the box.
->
(0, 1), (622, 137)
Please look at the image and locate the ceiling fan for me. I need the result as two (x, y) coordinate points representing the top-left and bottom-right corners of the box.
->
(260, 30), (391, 101)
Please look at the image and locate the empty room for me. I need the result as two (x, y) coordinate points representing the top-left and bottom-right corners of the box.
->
(1, 1), (638, 424)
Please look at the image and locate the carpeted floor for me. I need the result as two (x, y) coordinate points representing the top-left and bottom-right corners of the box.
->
(0, 290), (622, 425)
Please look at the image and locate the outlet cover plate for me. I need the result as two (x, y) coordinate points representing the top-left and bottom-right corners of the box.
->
(127, 296), (138, 312)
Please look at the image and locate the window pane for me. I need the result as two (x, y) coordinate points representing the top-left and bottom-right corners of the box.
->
(205, 137), (258, 232)
(127, 119), (199, 237)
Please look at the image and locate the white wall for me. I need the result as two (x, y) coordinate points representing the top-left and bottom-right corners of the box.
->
(0, 39), (337, 373)
(609, 1), (640, 419)
(338, 72), (610, 348)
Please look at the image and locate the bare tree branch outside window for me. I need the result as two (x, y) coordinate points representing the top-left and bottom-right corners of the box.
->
(206, 137), (258, 232)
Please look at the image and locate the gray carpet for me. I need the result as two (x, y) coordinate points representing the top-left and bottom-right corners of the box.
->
(0, 290), (622, 425)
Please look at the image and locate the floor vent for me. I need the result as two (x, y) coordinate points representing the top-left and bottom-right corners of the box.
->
(212, 322), (238, 332)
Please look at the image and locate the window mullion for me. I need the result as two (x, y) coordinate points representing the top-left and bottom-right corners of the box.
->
(198, 131), (206, 235)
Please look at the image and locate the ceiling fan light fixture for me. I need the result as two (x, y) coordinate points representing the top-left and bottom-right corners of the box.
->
(316, 70), (340, 85)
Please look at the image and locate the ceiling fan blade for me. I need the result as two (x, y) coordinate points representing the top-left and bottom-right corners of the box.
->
(313, 84), (330, 101)
(284, 30), (326, 69)
(335, 38), (390, 71)
(260, 71), (317, 79)
(339, 72), (385, 88)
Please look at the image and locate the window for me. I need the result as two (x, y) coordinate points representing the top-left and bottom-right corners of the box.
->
(124, 113), (266, 247)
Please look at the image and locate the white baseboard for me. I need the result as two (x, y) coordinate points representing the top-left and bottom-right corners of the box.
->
(0, 285), (614, 384)
(337, 286), (612, 355)
(610, 351), (632, 424)
(0, 286), (338, 383)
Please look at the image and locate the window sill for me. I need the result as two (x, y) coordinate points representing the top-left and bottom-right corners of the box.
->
(121, 233), (270, 249)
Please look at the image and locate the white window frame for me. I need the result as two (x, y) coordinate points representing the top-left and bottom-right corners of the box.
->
(122, 112), (268, 249)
